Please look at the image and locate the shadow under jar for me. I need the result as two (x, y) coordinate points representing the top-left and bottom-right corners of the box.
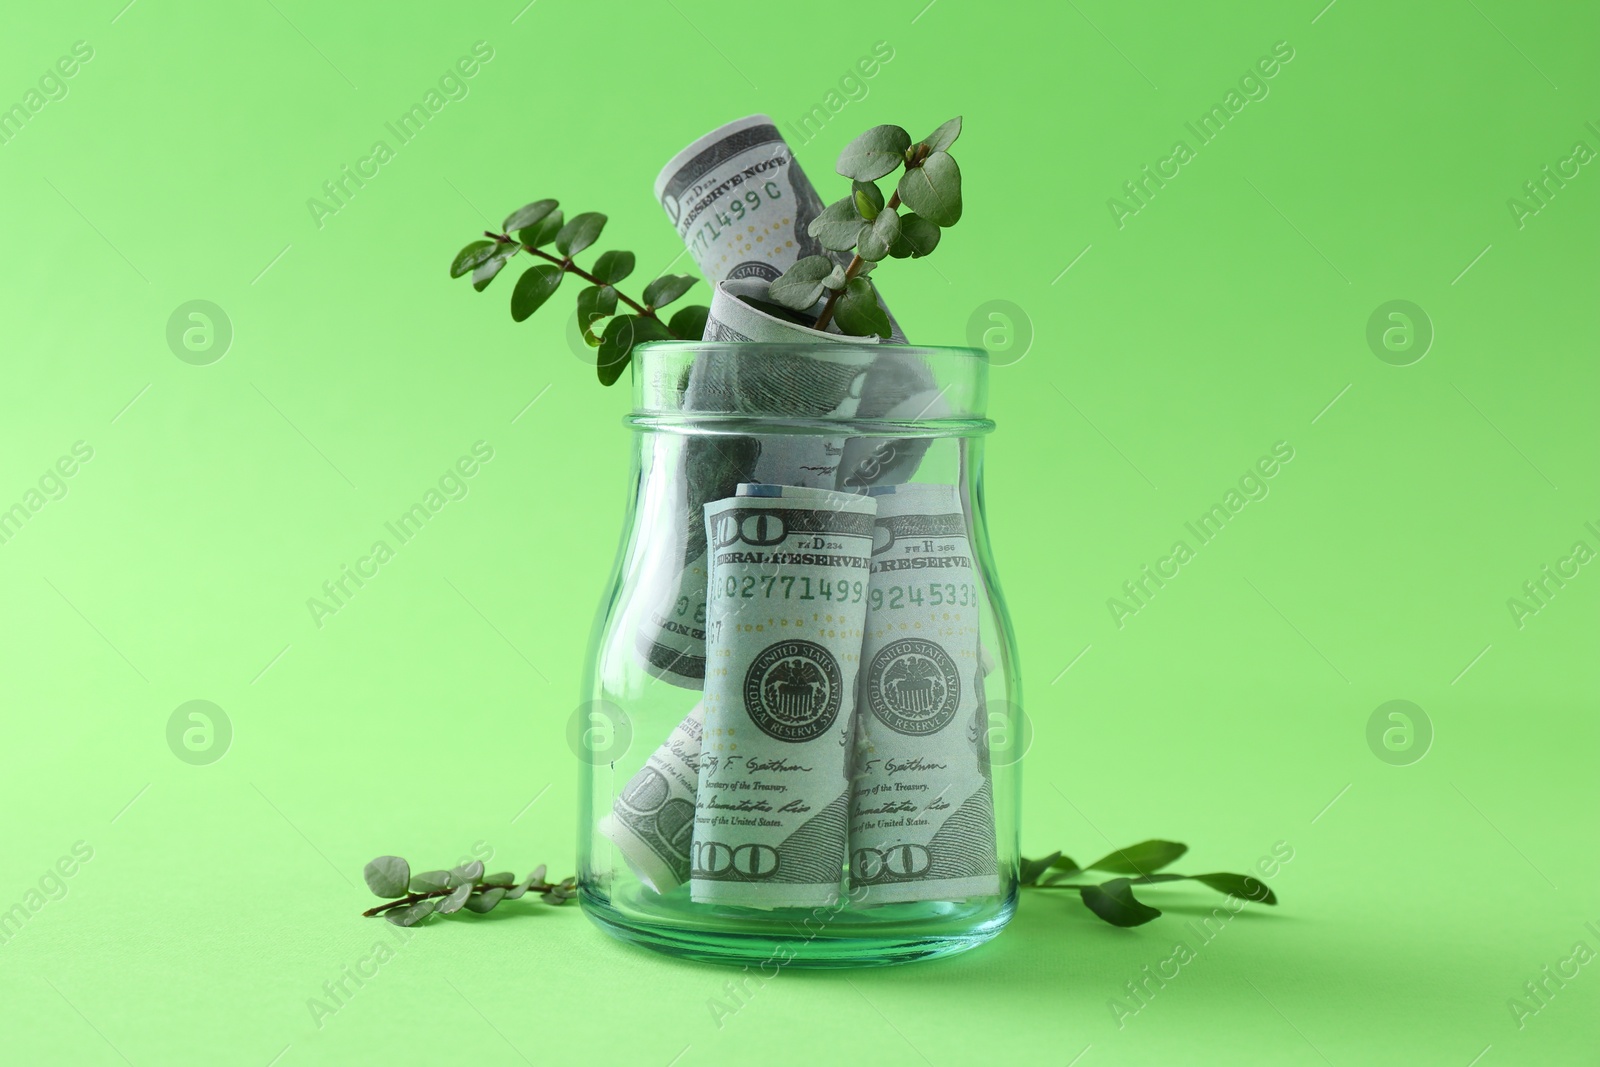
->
(578, 341), (1022, 967)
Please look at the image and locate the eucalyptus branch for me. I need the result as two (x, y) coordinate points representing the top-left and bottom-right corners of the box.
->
(479, 230), (660, 321)
(360, 855), (576, 927)
(767, 119), (962, 338)
(811, 189), (901, 332)
(449, 199), (709, 386)
(1020, 840), (1282, 928)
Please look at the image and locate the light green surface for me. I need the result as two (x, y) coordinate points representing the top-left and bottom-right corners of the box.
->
(2, 1), (1596, 1063)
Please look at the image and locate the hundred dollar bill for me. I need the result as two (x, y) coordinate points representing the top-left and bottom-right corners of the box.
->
(599, 704), (704, 894)
(849, 483), (998, 903)
(691, 486), (877, 908)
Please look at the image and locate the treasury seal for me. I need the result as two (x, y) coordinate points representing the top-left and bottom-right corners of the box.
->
(866, 638), (960, 735)
(742, 640), (843, 743)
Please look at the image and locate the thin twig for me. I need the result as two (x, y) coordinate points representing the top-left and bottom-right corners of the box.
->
(484, 231), (661, 322)
(361, 879), (564, 917)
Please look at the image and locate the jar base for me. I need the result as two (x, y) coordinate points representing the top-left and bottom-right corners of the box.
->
(580, 887), (1016, 968)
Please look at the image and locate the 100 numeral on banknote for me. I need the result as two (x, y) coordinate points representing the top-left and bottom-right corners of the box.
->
(849, 484), (998, 903)
(691, 487), (876, 908)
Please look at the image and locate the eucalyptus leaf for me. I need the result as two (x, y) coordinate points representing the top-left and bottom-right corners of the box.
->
(519, 209), (564, 249)
(590, 250), (635, 284)
(503, 199), (558, 233)
(450, 240), (498, 279)
(1080, 879), (1162, 927)
(836, 124), (912, 181)
(464, 887), (506, 913)
(511, 263), (564, 322)
(363, 856), (410, 898)
(921, 116), (962, 153)
(484, 872), (514, 887)
(808, 197), (867, 253)
(668, 304), (709, 340)
(452, 860), (485, 885)
(642, 274), (697, 310)
(409, 870), (451, 893)
(896, 151), (962, 227)
(385, 899), (437, 927)
(888, 213), (941, 259)
(555, 212), (607, 257)
(853, 180), (885, 217)
(833, 277), (892, 339)
(1089, 840), (1188, 876)
(435, 882), (475, 914)
(821, 263), (849, 292)
(768, 255), (836, 310)
(857, 209), (901, 263)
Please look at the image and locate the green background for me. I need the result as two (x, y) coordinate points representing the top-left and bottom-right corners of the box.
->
(2, 0), (1596, 1063)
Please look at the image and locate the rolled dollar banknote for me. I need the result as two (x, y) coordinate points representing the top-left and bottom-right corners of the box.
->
(599, 705), (704, 894)
(849, 483), (998, 903)
(691, 485), (877, 908)
(637, 116), (931, 691)
(656, 113), (836, 287)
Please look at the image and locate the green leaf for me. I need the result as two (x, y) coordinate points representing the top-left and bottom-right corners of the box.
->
(768, 255), (836, 310)
(853, 180), (885, 218)
(363, 856), (410, 898)
(464, 887), (506, 913)
(836, 124), (912, 181)
(409, 869), (451, 893)
(590, 250), (635, 284)
(484, 872), (514, 886)
(503, 199), (558, 233)
(821, 263), (848, 292)
(896, 151), (962, 227)
(451, 241), (498, 279)
(384, 900), (437, 927)
(1018, 852), (1061, 887)
(598, 315), (671, 387)
(642, 274), (697, 310)
(450, 860), (485, 887)
(1040, 855), (1085, 885)
(857, 209), (901, 262)
(555, 211), (606, 256)
(577, 285), (618, 344)
(1089, 840), (1188, 876)
(1193, 872), (1278, 905)
(888, 213), (942, 259)
(808, 197), (866, 253)
(435, 882), (475, 914)
(668, 304), (709, 340)
(921, 116), (962, 153)
(470, 246), (516, 292)
(832, 277), (892, 339)
(519, 209), (564, 248)
(511, 263), (564, 322)
(506, 864), (548, 898)
(1080, 879), (1163, 927)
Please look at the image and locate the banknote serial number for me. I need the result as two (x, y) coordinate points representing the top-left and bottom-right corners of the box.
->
(871, 582), (981, 610)
(722, 574), (866, 603)
(691, 181), (783, 250)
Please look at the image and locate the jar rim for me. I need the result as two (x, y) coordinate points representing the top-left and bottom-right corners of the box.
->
(633, 340), (990, 361)
(629, 340), (992, 428)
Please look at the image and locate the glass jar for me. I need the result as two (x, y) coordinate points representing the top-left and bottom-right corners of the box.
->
(577, 341), (1022, 967)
